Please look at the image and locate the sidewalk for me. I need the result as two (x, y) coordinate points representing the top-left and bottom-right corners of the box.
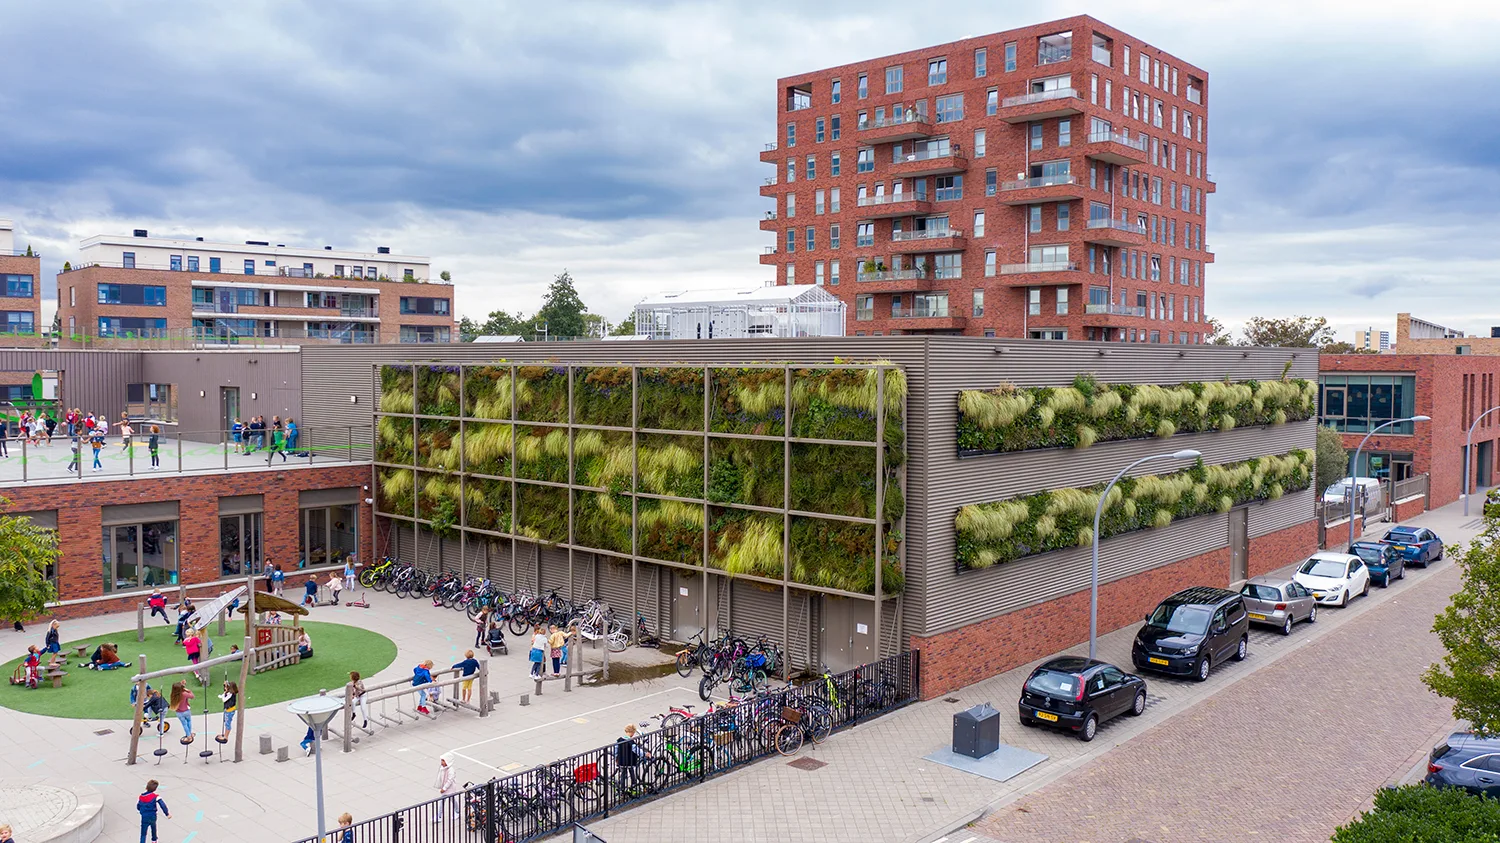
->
(582, 500), (1483, 843)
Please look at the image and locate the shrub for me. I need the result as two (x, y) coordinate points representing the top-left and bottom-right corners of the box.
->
(1333, 784), (1500, 842)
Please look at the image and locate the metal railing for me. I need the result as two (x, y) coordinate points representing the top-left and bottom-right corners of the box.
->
(1001, 88), (1081, 108)
(0, 424), (373, 483)
(1001, 173), (1078, 191)
(60, 260), (437, 283)
(53, 326), (434, 349)
(1392, 473), (1430, 504)
(1086, 130), (1148, 151)
(1085, 303), (1147, 316)
(999, 261), (1080, 275)
(859, 111), (932, 131)
(1086, 218), (1148, 235)
(895, 146), (964, 164)
(891, 228), (963, 242)
(2, 249), (38, 258)
(892, 304), (952, 319)
(762, 141), (777, 152)
(294, 651), (920, 843)
(857, 193), (927, 208)
(763, 175), (778, 186)
(858, 269), (928, 282)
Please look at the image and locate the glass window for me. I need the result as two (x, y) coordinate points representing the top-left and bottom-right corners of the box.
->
(814, 261), (825, 286)
(974, 49), (987, 77)
(986, 88), (998, 116)
(973, 211), (985, 237)
(858, 74), (868, 99)
(856, 223), (874, 247)
(984, 251), (996, 276)
(986, 169), (996, 196)
(300, 504), (358, 568)
(934, 175), (962, 201)
(2, 274), (34, 297)
(243, 259), (255, 275)
(1028, 288), (1040, 315)
(857, 148), (874, 173)
(830, 116), (840, 141)
(169, 255), (182, 271)
(1029, 205), (1042, 233)
(806, 155), (816, 180)
(786, 158), (795, 183)
(219, 512), (264, 577)
(806, 228), (816, 252)
(830, 260), (840, 285)
(1057, 204), (1070, 231)
(815, 190), (825, 215)
(399, 325), (451, 343)
(830, 224), (840, 249)
(974, 128), (986, 157)
(816, 118), (825, 143)
(1056, 287), (1069, 315)
(1004, 41), (1016, 72)
(935, 94), (963, 123)
(972, 288), (984, 317)
(785, 228), (796, 253)
(102, 520), (178, 593)
(786, 122), (796, 147)
(830, 152), (841, 177)
(1030, 123), (1043, 150)
(885, 65), (903, 94)
(1059, 119), (1071, 147)
(928, 59), (947, 85)
(832, 80), (841, 103)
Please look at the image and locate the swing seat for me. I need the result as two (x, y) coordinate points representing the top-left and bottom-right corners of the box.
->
(179, 735), (195, 745)
(152, 748), (170, 757)
(214, 735), (229, 744)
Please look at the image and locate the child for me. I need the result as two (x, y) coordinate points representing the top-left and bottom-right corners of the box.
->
(142, 688), (170, 733)
(219, 681), (238, 739)
(343, 557), (357, 593)
(89, 429), (104, 471)
(303, 575), (319, 608)
(136, 779), (171, 843)
(412, 660), (435, 715)
(21, 646), (39, 689)
(0, 822), (14, 843)
(486, 620), (507, 657)
(336, 813), (354, 843)
(173, 599), (195, 643)
(44, 620), (61, 655)
(87, 642), (130, 670)
(327, 572), (343, 602)
(184, 628), (202, 665)
(169, 681), (194, 737)
(548, 624), (566, 677)
(67, 435), (79, 473)
(265, 610), (282, 626)
(452, 650), (480, 704)
(147, 589), (170, 624)
(148, 425), (160, 469)
(271, 563), (285, 597)
(349, 671), (370, 729)
(231, 417), (243, 454)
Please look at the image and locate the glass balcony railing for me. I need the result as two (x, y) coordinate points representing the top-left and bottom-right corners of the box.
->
(1002, 88), (1080, 108)
(857, 193), (925, 208)
(1037, 45), (1072, 65)
(1086, 218), (1148, 236)
(892, 303), (950, 319)
(1000, 174), (1077, 191)
(999, 261), (1080, 275)
(891, 228), (961, 242)
(858, 111), (932, 131)
(858, 269), (927, 282)
(1086, 131), (1148, 151)
(1085, 303), (1147, 316)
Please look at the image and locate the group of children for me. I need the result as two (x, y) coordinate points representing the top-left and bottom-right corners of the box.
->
(230, 414), (299, 460)
(57, 409), (164, 472)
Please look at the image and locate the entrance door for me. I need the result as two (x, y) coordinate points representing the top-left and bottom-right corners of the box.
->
(220, 387), (240, 440)
(671, 571), (703, 642)
(819, 596), (875, 674)
(1228, 508), (1249, 584)
(1480, 440), (1494, 488)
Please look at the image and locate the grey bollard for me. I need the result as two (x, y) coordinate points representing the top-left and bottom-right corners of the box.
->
(259, 734), (273, 755)
(519, 694), (529, 707)
(275, 746), (289, 762)
(489, 691), (500, 707)
(534, 676), (544, 697)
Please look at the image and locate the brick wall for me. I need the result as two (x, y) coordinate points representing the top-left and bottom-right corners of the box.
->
(909, 519), (1316, 698)
(1392, 495), (1427, 523)
(0, 253), (44, 347)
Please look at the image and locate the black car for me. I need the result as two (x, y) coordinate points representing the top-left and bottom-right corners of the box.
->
(1131, 586), (1250, 682)
(1018, 656), (1147, 742)
(1427, 732), (1500, 796)
(1350, 540), (1405, 587)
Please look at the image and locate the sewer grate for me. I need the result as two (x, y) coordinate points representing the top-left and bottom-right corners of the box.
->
(943, 697), (961, 703)
(94, 729), (114, 736)
(787, 757), (827, 771)
(921, 796), (936, 803)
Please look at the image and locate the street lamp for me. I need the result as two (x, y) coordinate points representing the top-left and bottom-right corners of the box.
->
(1348, 415), (1431, 547)
(288, 692), (343, 839)
(1090, 449), (1202, 659)
(1464, 407), (1500, 516)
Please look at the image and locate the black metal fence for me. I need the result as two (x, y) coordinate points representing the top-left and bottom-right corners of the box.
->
(295, 650), (920, 843)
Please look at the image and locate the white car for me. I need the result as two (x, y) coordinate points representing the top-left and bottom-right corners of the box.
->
(1292, 552), (1371, 608)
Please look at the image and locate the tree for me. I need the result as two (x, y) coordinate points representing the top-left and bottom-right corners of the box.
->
(1315, 425), (1349, 496)
(1205, 318), (1234, 345)
(1239, 315), (1334, 348)
(1333, 784), (1500, 842)
(1424, 520), (1500, 734)
(611, 315), (637, 336)
(1320, 340), (1379, 355)
(459, 310), (536, 341)
(439, 270), (451, 283)
(534, 271), (589, 339)
(0, 500), (60, 624)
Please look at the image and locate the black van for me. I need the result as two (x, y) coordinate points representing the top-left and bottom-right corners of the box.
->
(1130, 586), (1250, 682)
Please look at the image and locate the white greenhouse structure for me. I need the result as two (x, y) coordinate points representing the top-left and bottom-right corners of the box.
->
(633, 285), (847, 340)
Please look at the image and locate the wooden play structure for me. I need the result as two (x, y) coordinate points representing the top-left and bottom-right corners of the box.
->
(234, 592), (310, 673)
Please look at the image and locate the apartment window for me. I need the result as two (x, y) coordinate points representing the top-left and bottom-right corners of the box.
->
(1102, 247), (1113, 277)
(1090, 74), (1098, 104)
(830, 187), (840, 212)
(885, 65), (903, 94)
(399, 296), (450, 315)
(830, 224), (840, 249)
(1088, 245), (1097, 273)
(1030, 244), (1069, 265)
(97, 283), (167, 306)
(830, 152), (841, 177)
(858, 74), (868, 98)
(928, 59), (947, 85)
(985, 168), (996, 196)
(973, 210), (985, 237)
(832, 80), (841, 103)
(2, 312), (35, 334)
(856, 223), (874, 248)
(1028, 288), (1041, 315)
(1090, 286), (1109, 308)
(1171, 106), (1179, 135)
(1151, 137), (1159, 166)
(208, 257), (221, 273)
(168, 255), (182, 272)
(122, 252), (136, 269)
(786, 158), (796, 183)
(1153, 59), (1160, 88)
(986, 88), (998, 116)
(816, 118), (825, 143)
(830, 116), (841, 141)
(830, 260), (840, 285)
(1168, 293), (1175, 320)
(1056, 287), (1069, 315)
(857, 148), (874, 173)
(1030, 123), (1043, 151)
(1057, 204), (1070, 231)
(933, 253), (961, 279)
(974, 48), (987, 77)
(2, 274), (34, 298)
(1004, 41), (1017, 72)
(1169, 144), (1177, 171)
(398, 325), (451, 343)
(1059, 119), (1071, 147)
(1152, 177), (1162, 204)
(1187, 76), (1202, 104)
(1105, 80), (1112, 110)
(1092, 33), (1112, 65)
(973, 288), (985, 317)
(1171, 68), (1179, 95)
(806, 155), (816, 180)
(1139, 53), (1149, 82)
(183, 256), (198, 273)
(1150, 255), (1161, 281)
(98, 317), (167, 338)
(785, 228), (796, 254)
(815, 190), (826, 215)
(934, 175), (962, 201)
(786, 194), (796, 218)
(806, 228), (816, 252)
(815, 261), (825, 285)
(1153, 100), (1164, 128)
(243, 259), (255, 275)
(985, 250), (996, 276)
(785, 265), (795, 285)
(786, 122), (796, 148)
(1024, 205), (1042, 233)
(935, 94), (963, 123)
(1123, 45), (1131, 72)
(974, 129), (986, 157)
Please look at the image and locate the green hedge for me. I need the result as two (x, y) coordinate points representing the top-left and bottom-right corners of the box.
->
(954, 449), (1313, 570)
(1333, 784), (1500, 842)
(957, 375), (1317, 455)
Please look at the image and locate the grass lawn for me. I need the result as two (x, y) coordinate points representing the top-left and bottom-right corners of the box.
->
(0, 621), (397, 720)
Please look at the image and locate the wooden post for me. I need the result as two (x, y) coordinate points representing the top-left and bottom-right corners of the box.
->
(234, 636), (251, 762)
(126, 654), (148, 765)
(244, 574), (255, 640)
(477, 660), (490, 717)
(137, 604), (145, 643)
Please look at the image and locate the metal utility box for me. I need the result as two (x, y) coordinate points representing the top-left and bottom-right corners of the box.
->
(952, 702), (1000, 758)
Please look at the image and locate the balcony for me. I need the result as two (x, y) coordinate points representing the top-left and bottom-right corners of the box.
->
(997, 173), (1083, 205)
(759, 211), (778, 231)
(759, 174), (779, 197)
(995, 261), (1082, 285)
(855, 193), (934, 219)
(759, 141), (779, 163)
(888, 228), (966, 253)
(1085, 303), (1147, 317)
(1083, 131), (1149, 165)
(998, 88), (1084, 123)
(1082, 217), (1148, 247)
(759, 245), (779, 266)
(890, 304), (967, 331)
(857, 112), (934, 143)
(889, 148), (968, 178)
(854, 268), (937, 294)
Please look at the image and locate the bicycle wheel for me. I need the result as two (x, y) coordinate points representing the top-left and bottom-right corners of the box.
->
(690, 745), (714, 775)
(358, 569), (378, 588)
(698, 673), (717, 702)
(774, 723), (804, 756)
(808, 707), (833, 743)
(508, 614), (530, 637)
(675, 650), (695, 678)
(606, 631), (628, 653)
(395, 580), (412, 599)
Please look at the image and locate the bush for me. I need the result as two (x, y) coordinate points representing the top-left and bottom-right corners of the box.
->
(1333, 785), (1500, 842)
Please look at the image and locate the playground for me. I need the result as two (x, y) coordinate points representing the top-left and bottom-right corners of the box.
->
(0, 621), (395, 719)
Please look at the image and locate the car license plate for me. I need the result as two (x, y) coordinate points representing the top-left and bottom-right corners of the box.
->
(1248, 612), (1266, 621)
(1148, 657), (1169, 666)
(1035, 711), (1058, 722)
(1394, 545), (1408, 550)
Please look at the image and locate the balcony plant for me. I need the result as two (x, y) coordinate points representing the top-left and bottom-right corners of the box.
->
(954, 449), (1313, 570)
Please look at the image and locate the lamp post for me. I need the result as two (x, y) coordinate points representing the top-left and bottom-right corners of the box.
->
(1348, 415), (1431, 547)
(1464, 407), (1500, 516)
(288, 692), (343, 839)
(1090, 449), (1202, 659)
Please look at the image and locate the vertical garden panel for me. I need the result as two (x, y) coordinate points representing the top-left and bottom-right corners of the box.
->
(636, 498), (704, 567)
(572, 429), (632, 489)
(710, 367), (786, 435)
(514, 425), (569, 483)
(789, 516), (904, 596)
(463, 422), (513, 477)
(463, 477), (513, 535)
(462, 365), (513, 420)
(416, 365), (461, 416)
(515, 365), (569, 423)
(707, 437), (783, 508)
(416, 418), (460, 472)
(638, 367), (704, 432)
(708, 507), (784, 580)
(790, 443), (877, 518)
(377, 467), (415, 516)
(637, 433), (704, 499)
(573, 366), (633, 427)
(515, 482), (569, 545)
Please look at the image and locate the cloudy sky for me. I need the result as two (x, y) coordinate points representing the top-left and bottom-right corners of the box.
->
(2, 0), (1496, 340)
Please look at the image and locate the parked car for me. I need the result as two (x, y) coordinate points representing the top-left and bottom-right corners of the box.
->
(1350, 540), (1405, 587)
(1017, 656), (1147, 742)
(1292, 551), (1371, 607)
(1322, 476), (1386, 517)
(1131, 587), (1250, 682)
(1239, 576), (1318, 635)
(1427, 732), (1500, 797)
(1379, 525), (1444, 567)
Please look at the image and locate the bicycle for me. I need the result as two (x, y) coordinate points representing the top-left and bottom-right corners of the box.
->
(642, 726), (711, 788)
(674, 629), (708, 677)
(357, 556), (396, 589)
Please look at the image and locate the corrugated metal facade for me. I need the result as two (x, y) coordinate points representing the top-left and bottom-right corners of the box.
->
(0, 350), (142, 418)
(141, 350), (302, 434)
(303, 338), (1317, 647)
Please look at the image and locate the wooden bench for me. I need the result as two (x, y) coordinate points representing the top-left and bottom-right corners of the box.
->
(44, 668), (67, 688)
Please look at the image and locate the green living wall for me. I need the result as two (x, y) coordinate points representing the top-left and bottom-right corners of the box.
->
(957, 375), (1317, 455)
(374, 362), (907, 596)
(953, 449), (1312, 571)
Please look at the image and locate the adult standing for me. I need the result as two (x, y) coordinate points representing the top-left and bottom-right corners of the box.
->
(434, 757), (459, 823)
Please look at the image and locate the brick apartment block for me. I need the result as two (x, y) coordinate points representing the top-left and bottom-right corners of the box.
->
(760, 15), (1214, 342)
(0, 219), (43, 347)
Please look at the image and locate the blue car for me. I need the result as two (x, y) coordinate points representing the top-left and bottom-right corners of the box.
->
(1349, 540), (1404, 587)
(1379, 526), (1444, 568)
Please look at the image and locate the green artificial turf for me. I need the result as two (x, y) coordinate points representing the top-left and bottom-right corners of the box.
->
(0, 621), (397, 720)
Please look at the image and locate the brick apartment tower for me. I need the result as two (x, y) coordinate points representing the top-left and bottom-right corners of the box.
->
(0, 219), (44, 347)
(761, 15), (1214, 341)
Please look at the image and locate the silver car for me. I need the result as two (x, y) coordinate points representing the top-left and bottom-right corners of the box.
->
(1238, 576), (1317, 635)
